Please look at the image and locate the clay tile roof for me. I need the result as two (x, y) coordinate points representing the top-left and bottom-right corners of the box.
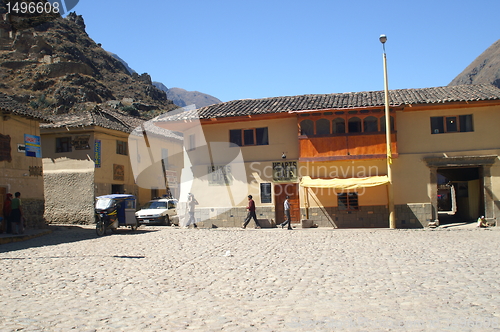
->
(159, 84), (500, 122)
(41, 108), (182, 141)
(0, 93), (49, 121)
(41, 108), (140, 133)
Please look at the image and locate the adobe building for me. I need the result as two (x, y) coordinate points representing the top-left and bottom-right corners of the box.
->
(156, 84), (500, 228)
(40, 107), (183, 224)
(0, 93), (48, 229)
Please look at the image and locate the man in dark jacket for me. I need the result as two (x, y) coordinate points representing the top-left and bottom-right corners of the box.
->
(242, 195), (261, 229)
(2, 193), (12, 233)
(10, 192), (23, 234)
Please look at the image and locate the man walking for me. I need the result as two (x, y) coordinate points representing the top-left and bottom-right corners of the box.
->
(279, 195), (293, 230)
(186, 193), (199, 228)
(242, 195), (261, 229)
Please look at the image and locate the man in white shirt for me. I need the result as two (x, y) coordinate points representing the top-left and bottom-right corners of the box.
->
(186, 193), (199, 228)
(279, 196), (293, 230)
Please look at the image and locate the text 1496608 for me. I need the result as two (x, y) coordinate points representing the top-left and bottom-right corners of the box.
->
(6, 1), (60, 14)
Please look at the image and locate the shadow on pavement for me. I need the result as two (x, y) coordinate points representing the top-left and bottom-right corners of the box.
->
(0, 224), (158, 253)
(439, 221), (477, 229)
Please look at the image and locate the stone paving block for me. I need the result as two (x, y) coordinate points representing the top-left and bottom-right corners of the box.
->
(1, 225), (499, 331)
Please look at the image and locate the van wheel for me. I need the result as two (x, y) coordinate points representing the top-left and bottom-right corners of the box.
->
(96, 221), (106, 236)
(163, 215), (170, 226)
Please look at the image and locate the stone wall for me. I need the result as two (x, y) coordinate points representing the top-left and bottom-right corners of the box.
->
(184, 204), (433, 228)
(43, 158), (95, 224)
(494, 200), (500, 226)
(189, 206), (276, 228)
(22, 198), (46, 229)
(300, 203), (433, 228)
(396, 203), (433, 228)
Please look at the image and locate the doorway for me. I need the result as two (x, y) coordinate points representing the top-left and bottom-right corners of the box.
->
(437, 166), (483, 224)
(274, 183), (300, 225)
(111, 184), (124, 194)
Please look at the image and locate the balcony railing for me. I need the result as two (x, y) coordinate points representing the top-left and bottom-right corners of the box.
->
(299, 132), (398, 161)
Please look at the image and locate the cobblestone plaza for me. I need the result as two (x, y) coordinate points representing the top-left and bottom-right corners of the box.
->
(1, 225), (499, 331)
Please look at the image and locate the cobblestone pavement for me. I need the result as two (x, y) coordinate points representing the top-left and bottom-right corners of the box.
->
(1, 225), (499, 331)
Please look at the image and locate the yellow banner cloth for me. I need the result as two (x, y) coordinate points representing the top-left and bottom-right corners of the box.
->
(300, 175), (389, 189)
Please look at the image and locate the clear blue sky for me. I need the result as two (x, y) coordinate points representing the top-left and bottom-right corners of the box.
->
(71, 0), (499, 103)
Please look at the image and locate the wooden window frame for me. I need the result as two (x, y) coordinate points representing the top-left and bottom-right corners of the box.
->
(299, 119), (314, 136)
(430, 114), (473, 134)
(56, 136), (72, 153)
(229, 127), (269, 147)
(337, 192), (359, 211)
(348, 117), (362, 134)
(0, 134), (12, 162)
(315, 118), (331, 136)
(332, 117), (346, 134)
(298, 110), (395, 137)
(363, 116), (379, 133)
(116, 140), (128, 155)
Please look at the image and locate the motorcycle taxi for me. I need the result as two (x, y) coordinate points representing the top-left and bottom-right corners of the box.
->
(95, 194), (139, 236)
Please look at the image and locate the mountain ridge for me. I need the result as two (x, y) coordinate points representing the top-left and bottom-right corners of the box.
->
(106, 53), (222, 109)
(449, 39), (500, 89)
(153, 83), (222, 109)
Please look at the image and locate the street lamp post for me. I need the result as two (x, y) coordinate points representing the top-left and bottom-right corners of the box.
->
(380, 34), (396, 229)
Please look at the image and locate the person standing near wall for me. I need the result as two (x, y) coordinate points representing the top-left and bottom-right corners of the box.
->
(2, 193), (12, 233)
(186, 193), (199, 228)
(10, 192), (23, 234)
(242, 195), (261, 229)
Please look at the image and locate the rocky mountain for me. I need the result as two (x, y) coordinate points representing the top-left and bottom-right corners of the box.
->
(0, 6), (177, 118)
(153, 83), (222, 108)
(449, 39), (500, 89)
(108, 52), (136, 75)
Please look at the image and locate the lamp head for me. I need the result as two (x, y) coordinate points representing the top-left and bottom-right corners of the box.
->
(379, 34), (387, 44)
(281, 152), (286, 159)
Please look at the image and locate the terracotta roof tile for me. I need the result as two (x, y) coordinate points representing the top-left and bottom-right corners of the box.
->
(41, 108), (182, 141)
(159, 84), (500, 122)
(0, 93), (49, 121)
(41, 108), (139, 133)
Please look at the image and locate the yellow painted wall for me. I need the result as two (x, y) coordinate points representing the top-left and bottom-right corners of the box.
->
(187, 157), (395, 210)
(492, 163), (500, 199)
(391, 154), (431, 204)
(159, 105), (500, 224)
(395, 105), (500, 206)
(42, 126), (184, 208)
(188, 161), (277, 208)
(93, 130), (133, 184)
(489, 163), (500, 219)
(0, 114), (44, 199)
(397, 105), (500, 154)
(299, 160), (389, 208)
(175, 117), (299, 208)
(40, 130), (95, 161)
(41, 127), (137, 194)
(186, 117), (299, 165)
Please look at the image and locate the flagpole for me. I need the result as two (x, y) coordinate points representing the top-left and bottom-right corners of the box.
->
(380, 34), (396, 229)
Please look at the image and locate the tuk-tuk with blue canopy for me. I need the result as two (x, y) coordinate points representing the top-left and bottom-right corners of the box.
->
(95, 194), (139, 236)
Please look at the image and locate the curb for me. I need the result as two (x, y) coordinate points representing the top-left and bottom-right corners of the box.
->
(0, 229), (53, 245)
